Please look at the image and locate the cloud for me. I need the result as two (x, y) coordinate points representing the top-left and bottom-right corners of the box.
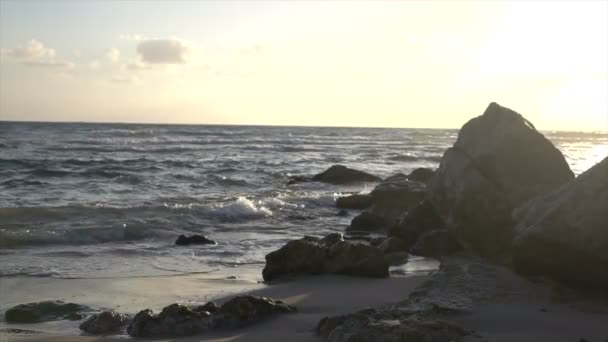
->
(106, 48), (120, 63)
(1, 39), (56, 59)
(136, 39), (190, 64)
(1, 39), (74, 70)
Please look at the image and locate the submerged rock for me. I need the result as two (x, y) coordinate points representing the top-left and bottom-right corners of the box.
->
(428, 102), (573, 257)
(175, 234), (216, 246)
(407, 167), (435, 183)
(5, 300), (88, 323)
(127, 304), (212, 337)
(262, 234), (389, 281)
(336, 194), (372, 210)
(80, 311), (130, 334)
(312, 165), (381, 184)
(214, 295), (296, 329)
(512, 156), (608, 289)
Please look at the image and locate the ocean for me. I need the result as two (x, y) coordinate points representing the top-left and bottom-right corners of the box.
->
(0, 122), (606, 282)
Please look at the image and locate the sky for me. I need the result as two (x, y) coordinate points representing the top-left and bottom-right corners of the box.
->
(0, 0), (607, 131)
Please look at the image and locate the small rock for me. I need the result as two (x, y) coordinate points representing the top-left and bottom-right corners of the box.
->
(175, 234), (216, 246)
(214, 295), (296, 329)
(407, 168), (435, 183)
(378, 236), (409, 254)
(336, 209), (348, 217)
(127, 304), (212, 337)
(347, 211), (387, 232)
(312, 165), (381, 184)
(80, 311), (130, 334)
(390, 200), (443, 247)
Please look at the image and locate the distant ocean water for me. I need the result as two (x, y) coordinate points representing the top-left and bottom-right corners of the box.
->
(0, 122), (606, 279)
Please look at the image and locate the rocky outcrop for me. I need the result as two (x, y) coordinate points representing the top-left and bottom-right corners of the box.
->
(428, 103), (574, 257)
(410, 229), (462, 257)
(367, 174), (426, 224)
(512, 156), (608, 289)
(347, 211), (387, 232)
(5, 300), (89, 323)
(175, 234), (216, 246)
(80, 311), (130, 334)
(127, 296), (295, 337)
(262, 234), (389, 281)
(312, 165), (381, 184)
(407, 168), (434, 183)
(389, 200), (444, 248)
(336, 194), (372, 210)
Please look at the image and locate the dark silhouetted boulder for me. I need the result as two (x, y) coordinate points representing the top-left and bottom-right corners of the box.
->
(263, 234), (388, 281)
(347, 211), (387, 232)
(368, 175), (426, 224)
(408, 168), (435, 183)
(377, 236), (409, 254)
(390, 200), (444, 248)
(213, 295), (296, 329)
(512, 156), (608, 289)
(336, 194), (372, 210)
(410, 229), (462, 257)
(5, 300), (89, 323)
(312, 165), (381, 184)
(127, 304), (213, 337)
(80, 311), (130, 334)
(428, 102), (574, 257)
(175, 234), (216, 246)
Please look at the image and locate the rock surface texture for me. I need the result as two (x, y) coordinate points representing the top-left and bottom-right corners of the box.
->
(427, 102), (574, 257)
(512, 156), (608, 289)
(79, 311), (130, 334)
(262, 234), (389, 281)
(175, 234), (217, 246)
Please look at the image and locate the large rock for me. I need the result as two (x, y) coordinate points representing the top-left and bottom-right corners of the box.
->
(213, 295), (296, 329)
(512, 156), (608, 288)
(410, 229), (462, 257)
(5, 300), (89, 323)
(368, 174), (426, 224)
(390, 200), (444, 248)
(127, 304), (212, 337)
(336, 194), (372, 210)
(312, 165), (381, 184)
(80, 311), (130, 334)
(428, 103), (574, 257)
(262, 234), (389, 281)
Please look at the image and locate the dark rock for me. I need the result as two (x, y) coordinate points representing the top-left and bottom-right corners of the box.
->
(5, 301), (89, 323)
(312, 165), (381, 185)
(286, 175), (312, 185)
(214, 295), (295, 329)
(407, 168), (435, 183)
(175, 234), (216, 246)
(390, 200), (444, 248)
(428, 102), (574, 257)
(336, 209), (348, 217)
(368, 175), (426, 224)
(410, 229), (462, 257)
(127, 304), (213, 337)
(347, 211), (387, 232)
(336, 194), (372, 210)
(79, 311), (130, 334)
(262, 235), (388, 281)
(512, 156), (608, 289)
(377, 236), (409, 254)
(191, 302), (219, 314)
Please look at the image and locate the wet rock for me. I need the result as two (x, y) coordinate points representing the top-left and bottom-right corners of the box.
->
(175, 234), (216, 246)
(428, 102), (573, 257)
(407, 167), (435, 183)
(312, 165), (381, 184)
(410, 229), (462, 257)
(213, 295), (296, 329)
(378, 236), (409, 254)
(263, 234), (388, 281)
(127, 304), (213, 337)
(191, 302), (220, 314)
(513, 156), (608, 289)
(5, 300), (89, 323)
(336, 194), (372, 210)
(79, 311), (130, 334)
(347, 211), (387, 232)
(368, 175), (426, 224)
(390, 200), (443, 248)
(286, 175), (312, 185)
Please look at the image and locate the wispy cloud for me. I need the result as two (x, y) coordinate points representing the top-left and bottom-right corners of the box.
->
(1, 39), (74, 70)
(136, 39), (191, 64)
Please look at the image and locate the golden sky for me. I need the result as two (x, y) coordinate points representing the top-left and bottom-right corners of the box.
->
(1, 1), (606, 131)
